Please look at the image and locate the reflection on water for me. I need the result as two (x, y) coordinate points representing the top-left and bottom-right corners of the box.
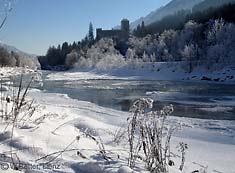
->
(42, 77), (235, 120)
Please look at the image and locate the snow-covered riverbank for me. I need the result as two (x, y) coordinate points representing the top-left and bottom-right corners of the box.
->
(0, 67), (38, 79)
(0, 67), (234, 173)
(46, 63), (235, 85)
(0, 87), (234, 173)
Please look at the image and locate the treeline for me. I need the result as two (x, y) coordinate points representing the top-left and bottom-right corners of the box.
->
(0, 47), (39, 69)
(45, 18), (235, 72)
(134, 3), (235, 37)
(192, 0), (235, 12)
(38, 23), (95, 70)
(39, 2), (235, 72)
(129, 18), (235, 72)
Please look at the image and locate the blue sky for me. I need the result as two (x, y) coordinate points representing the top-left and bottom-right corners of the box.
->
(0, 0), (170, 55)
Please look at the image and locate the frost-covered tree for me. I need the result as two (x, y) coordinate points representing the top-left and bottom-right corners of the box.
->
(142, 51), (149, 62)
(74, 38), (126, 70)
(65, 50), (79, 69)
(125, 48), (135, 60)
(129, 34), (163, 62)
(225, 23), (235, 65)
(155, 30), (177, 61)
(128, 36), (147, 58)
(149, 53), (156, 62)
(181, 21), (203, 44)
(125, 48), (143, 68)
(181, 44), (198, 73)
(207, 19), (225, 46)
(205, 19), (235, 69)
(176, 21), (203, 61)
(86, 38), (117, 62)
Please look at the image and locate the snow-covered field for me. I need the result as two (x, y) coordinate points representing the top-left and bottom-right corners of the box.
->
(0, 67), (234, 173)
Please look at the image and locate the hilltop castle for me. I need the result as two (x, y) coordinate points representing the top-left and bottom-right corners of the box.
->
(96, 19), (130, 41)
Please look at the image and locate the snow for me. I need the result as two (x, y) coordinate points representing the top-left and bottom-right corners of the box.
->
(46, 70), (130, 81)
(0, 67), (38, 79)
(46, 62), (235, 85)
(0, 89), (233, 173)
(0, 67), (234, 173)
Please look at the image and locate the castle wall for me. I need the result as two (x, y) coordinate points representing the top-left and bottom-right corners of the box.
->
(96, 29), (129, 40)
(96, 19), (130, 41)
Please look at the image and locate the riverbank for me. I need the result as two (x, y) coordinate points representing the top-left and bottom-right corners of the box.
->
(46, 62), (235, 85)
(0, 86), (234, 173)
(0, 67), (38, 78)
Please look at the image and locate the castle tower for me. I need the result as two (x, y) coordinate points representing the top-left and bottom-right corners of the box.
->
(96, 28), (102, 40)
(121, 19), (130, 33)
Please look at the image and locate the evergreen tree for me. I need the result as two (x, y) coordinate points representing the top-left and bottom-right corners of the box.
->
(88, 22), (94, 47)
(141, 21), (146, 37)
(133, 21), (147, 37)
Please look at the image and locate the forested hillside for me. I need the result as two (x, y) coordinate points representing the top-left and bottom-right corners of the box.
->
(39, 3), (235, 73)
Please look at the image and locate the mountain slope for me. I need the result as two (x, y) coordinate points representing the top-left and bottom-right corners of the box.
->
(130, 0), (204, 30)
(0, 41), (40, 69)
(193, 0), (235, 12)
(0, 41), (36, 58)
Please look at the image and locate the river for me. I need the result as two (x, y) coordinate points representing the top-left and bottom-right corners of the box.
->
(40, 72), (235, 121)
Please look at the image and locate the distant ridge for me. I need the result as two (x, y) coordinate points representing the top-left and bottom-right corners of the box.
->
(0, 41), (37, 58)
(129, 0), (204, 30)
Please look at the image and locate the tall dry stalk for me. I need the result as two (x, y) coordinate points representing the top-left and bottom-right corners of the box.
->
(127, 98), (180, 173)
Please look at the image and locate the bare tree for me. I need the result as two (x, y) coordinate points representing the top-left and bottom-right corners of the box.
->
(0, 0), (16, 30)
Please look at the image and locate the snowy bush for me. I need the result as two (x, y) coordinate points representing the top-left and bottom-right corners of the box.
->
(74, 38), (128, 70)
(127, 98), (181, 173)
(96, 54), (126, 70)
(125, 48), (144, 68)
(75, 56), (93, 69)
(0, 75), (39, 128)
(125, 48), (135, 60)
(65, 50), (79, 69)
(128, 35), (155, 61)
(15, 55), (40, 69)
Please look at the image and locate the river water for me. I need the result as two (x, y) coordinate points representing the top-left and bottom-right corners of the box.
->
(41, 73), (235, 120)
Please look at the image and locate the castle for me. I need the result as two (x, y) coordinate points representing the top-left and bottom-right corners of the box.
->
(96, 19), (130, 41)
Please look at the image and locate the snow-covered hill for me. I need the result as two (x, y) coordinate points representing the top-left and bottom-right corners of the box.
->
(0, 41), (40, 69)
(0, 41), (36, 58)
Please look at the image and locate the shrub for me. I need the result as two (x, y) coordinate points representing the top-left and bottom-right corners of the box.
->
(65, 51), (79, 69)
(127, 98), (178, 172)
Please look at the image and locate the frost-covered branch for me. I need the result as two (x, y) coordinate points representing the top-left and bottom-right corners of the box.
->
(0, 0), (16, 30)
